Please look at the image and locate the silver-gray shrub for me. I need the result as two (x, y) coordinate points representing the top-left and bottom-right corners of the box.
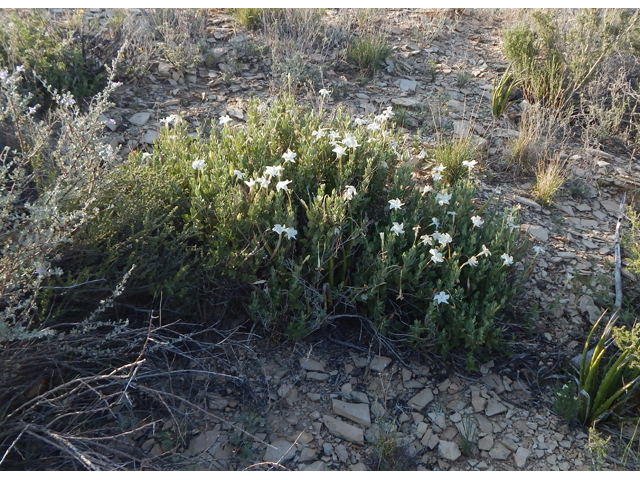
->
(0, 60), (122, 342)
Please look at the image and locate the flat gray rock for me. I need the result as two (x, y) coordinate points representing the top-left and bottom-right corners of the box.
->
(185, 427), (221, 456)
(489, 441), (511, 460)
(478, 434), (494, 451)
(299, 358), (325, 372)
(336, 444), (349, 463)
(474, 414), (493, 435)
(471, 390), (486, 412)
(323, 415), (364, 444)
(514, 446), (531, 468)
(453, 120), (472, 138)
(142, 130), (158, 144)
(399, 78), (417, 91)
(299, 460), (326, 471)
(408, 388), (434, 410)
(514, 195), (542, 211)
(438, 440), (461, 461)
(421, 430), (440, 449)
(299, 447), (318, 463)
(370, 355), (392, 372)
(526, 225), (549, 241)
(485, 399), (508, 417)
(392, 97), (420, 107)
(128, 112), (151, 126)
(263, 440), (296, 463)
(332, 399), (371, 427)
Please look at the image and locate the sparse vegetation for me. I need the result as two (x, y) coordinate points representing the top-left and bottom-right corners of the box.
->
(2, 7), (640, 472)
(532, 155), (566, 206)
(347, 34), (392, 77)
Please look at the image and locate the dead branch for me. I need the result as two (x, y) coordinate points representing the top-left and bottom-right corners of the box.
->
(614, 193), (626, 309)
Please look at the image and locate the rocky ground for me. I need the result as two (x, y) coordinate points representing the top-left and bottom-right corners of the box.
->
(57, 8), (640, 470)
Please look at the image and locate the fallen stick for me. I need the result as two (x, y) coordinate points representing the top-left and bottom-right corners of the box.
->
(614, 193), (626, 309)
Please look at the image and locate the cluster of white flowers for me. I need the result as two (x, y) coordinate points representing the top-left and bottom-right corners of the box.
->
(388, 198), (404, 210)
(161, 114), (178, 127)
(435, 192), (452, 206)
(192, 159), (206, 171)
(282, 149), (296, 163)
(432, 163), (445, 182)
(343, 185), (357, 201)
(471, 215), (484, 228)
(391, 222), (404, 235)
(273, 224), (297, 240)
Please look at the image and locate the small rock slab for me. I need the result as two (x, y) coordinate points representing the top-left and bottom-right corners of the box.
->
(471, 390), (486, 412)
(421, 430), (440, 449)
(332, 399), (371, 427)
(408, 387), (434, 411)
(514, 447), (531, 468)
(478, 434), (494, 451)
(263, 440), (296, 463)
(489, 441), (511, 460)
(481, 373), (505, 394)
(300, 358), (325, 372)
(392, 97), (420, 107)
(399, 78), (417, 91)
(485, 399), (508, 417)
(299, 447), (318, 463)
(370, 355), (392, 372)
(186, 428), (221, 456)
(128, 112), (151, 127)
(474, 414), (493, 435)
(142, 130), (159, 144)
(514, 195), (542, 211)
(307, 372), (330, 381)
(525, 224), (549, 241)
(438, 440), (461, 461)
(299, 460), (326, 471)
(323, 415), (364, 444)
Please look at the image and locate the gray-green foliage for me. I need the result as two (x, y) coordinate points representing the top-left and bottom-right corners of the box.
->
(0, 63), (121, 342)
(69, 94), (526, 355)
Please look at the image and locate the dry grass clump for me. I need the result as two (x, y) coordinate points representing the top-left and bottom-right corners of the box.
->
(532, 154), (567, 206)
(507, 103), (570, 174)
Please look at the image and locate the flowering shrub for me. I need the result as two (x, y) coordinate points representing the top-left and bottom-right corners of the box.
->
(72, 94), (526, 355)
